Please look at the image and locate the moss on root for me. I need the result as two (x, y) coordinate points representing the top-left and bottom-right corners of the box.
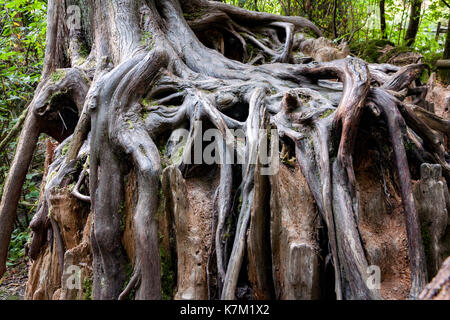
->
(61, 143), (70, 156)
(379, 46), (416, 64)
(319, 109), (335, 119)
(350, 39), (394, 63)
(183, 9), (205, 21)
(82, 276), (93, 300)
(50, 69), (67, 83)
(141, 31), (154, 49)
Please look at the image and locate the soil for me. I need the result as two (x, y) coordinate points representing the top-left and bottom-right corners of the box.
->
(0, 258), (29, 300)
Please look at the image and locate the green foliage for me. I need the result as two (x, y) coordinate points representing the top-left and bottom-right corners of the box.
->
(6, 228), (29, 266)
(0, 0), (47, 196)
(160, 243), (175, 300)
(0, 0), (47, 119)
(82, 276), (93, 300)
(0, 0), (47, 269)
(23, 172), (40, 201)
(226, 0), (449, 68)
(224, 0), (281, 14)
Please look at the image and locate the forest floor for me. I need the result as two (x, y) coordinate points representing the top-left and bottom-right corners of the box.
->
(0, 258), (29, 300)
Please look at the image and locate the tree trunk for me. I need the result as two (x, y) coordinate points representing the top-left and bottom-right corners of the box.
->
(0, 0), (447, 300)
(439, 16), (450, 84)
(404, 0), (423, 46)
(380, 0), (387, 39)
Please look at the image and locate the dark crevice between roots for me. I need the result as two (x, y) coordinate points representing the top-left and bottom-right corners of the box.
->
(40, 93), (80, 143)
(221, 101), (250, 122)
(318, 217), (338, 300)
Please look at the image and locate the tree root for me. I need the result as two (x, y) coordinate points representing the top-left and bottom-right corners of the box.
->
(369, 88), (428, 298)
(0, 0), (445, 301)
(71, 168), (91, 203)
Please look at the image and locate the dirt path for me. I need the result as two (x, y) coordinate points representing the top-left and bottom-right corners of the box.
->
(0, 258), (28, 300)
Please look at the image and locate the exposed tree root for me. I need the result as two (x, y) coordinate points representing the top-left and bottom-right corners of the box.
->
(1, 0), (448, 301)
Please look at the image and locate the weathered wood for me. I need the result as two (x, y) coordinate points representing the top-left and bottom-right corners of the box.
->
(419, 256), (450, 300)
(414, 164), (450, 278)
(436, 59), (450, 69)
(1, 0), (446, 301)
(370, 88), (428, 298)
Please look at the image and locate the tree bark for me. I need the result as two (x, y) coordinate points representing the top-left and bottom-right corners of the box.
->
(404, 0), (423, 46)
(440, 15), (450, 83)
(0, 0), (444, 301)
(380, 0), (387, 39)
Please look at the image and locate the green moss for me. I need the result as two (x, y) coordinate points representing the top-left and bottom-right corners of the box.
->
(67, 182), (76, 192)
(50, 69), (67, 83)
(159, 143), (166, 157)
(350, 39), (394, 63)
(75, 56), (87, 66)
(141, 31), (154, 49)
(47, 170), (57, 182)
(379, 46), (414, 64)
(142, 98), (157, 107)
(158, 187), (165, 211)
(404, 141), (415, 153)
(61, 143), (70, 156)
(170, 145), (185, 164)
(82, 276), (93, 300)
(77, 40), (89, 58)
(159, 233), (175, 300)
(142, 111), (150, 121)
(280, 143), (296, 166)
(139, 145), (147, 156)
(183, 9), (204, 21)
(127, 120), (134, 130)
(223, 215), (234, 240)
(298, 92), (312, 104)
(319, 109), (335, 119)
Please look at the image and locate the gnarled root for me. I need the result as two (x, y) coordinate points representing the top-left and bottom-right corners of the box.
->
(369, 88), (428, 298)
(2, 0), (446, 302)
